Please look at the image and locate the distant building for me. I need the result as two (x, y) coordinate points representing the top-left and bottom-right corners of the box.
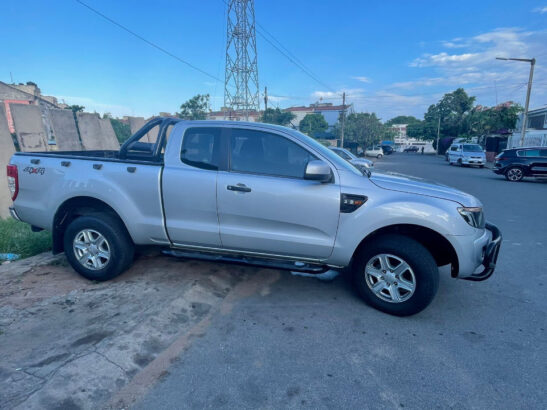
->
(509, 106), (547, 148)
(0, 81), (62, 133)
(207, 108), (261, 122)
(390, 124), (408, 143)
(285, 102), (353, 130)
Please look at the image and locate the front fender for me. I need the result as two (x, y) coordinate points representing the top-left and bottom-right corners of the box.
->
(328, 192), (473, 266)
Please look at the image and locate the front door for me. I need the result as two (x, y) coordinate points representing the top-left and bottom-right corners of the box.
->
(216, 128), (340, 260)
(526, 148), (547, 176)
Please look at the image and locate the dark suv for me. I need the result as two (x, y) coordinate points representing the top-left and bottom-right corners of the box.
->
(493, 147), (547, 181)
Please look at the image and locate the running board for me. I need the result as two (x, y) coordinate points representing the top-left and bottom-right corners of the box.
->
(162, 249), (330, 274)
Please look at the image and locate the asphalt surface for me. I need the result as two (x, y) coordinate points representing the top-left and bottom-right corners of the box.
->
(136, 154), (547, 410)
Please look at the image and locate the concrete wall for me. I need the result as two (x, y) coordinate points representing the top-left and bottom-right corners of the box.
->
(128, 116), (157, 143)
(49, 109), (83, 151)
(128, 116), (145, 134)
(77, 113), (119, 151)
(0, 105), (16, 218)
(11, 104), (48, 152)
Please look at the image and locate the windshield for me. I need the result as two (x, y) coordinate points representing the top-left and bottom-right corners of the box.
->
(288, 129), (363, 176)
(336, 148), (357, 160)
(463, 144), (483, 152)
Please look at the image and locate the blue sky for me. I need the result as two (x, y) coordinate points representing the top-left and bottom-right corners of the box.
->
(2, 0), (546, 120)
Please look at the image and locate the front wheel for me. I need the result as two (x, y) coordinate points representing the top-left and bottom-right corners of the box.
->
(64, 214), (135, 281)
(352, 234), (439, 316)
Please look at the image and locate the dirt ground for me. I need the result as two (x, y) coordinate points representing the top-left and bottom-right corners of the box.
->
(0, 251), (281, 409)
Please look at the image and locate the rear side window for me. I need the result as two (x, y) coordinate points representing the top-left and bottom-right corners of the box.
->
(522, 149), (540, 157)
(230, 129), (316, 178)
(181, 127), (221, 170)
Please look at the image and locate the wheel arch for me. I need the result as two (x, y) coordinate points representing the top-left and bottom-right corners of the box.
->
(52, 196), (132, 254)
(352, 224), (459, 276)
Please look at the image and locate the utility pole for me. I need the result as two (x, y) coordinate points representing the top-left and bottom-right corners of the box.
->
(264, 86), (268, 111)
(340, 92), (346, 148)
(436, 116), (441, 155)
(496, 57), (535, 147)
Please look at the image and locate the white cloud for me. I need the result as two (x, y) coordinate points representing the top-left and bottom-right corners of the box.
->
(532, 6), (547, 13)
(351, 76), (371, 83)
(57, 95), (134, 118)
(311, 88), (365, 100)
(411, 52), (478, 67)
(268, 95), (289, 103)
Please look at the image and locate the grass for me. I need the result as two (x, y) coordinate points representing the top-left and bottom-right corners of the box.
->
(0, 218), (52, 259)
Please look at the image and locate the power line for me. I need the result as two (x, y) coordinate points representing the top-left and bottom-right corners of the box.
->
(219, 0), (338, 94)
(75, 0), (224, 84)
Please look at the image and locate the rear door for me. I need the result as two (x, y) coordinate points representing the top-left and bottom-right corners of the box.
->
(216, 127), (340, 260)
(162, 126), (223, 248)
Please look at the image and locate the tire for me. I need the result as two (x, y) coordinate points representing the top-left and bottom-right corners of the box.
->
(505, 166), (524, 182)
(457, 158), (463, 167)
(352, 234), (439, 316)
(63, 214), (135, 281)
(377, 154), (383, 159)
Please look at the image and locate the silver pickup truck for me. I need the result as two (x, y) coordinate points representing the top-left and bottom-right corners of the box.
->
(7, 118), (501, 316)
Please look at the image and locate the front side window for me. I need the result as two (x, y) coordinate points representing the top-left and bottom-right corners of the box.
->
(451, 146), (458, 151)
(230, 129), (316, 178)
(181, 127), (221, 170)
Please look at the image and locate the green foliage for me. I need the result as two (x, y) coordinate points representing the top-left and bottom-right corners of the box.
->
(110, 118), (132, 143)
(259, 108), (296, 126)
(335, 112), (388, 147)
(385, 115), (421, 126)
(0, 218), (51, 258)
(65, 105), (85, 113)
(416, 88), (522, 140)
(299, 113), (328, 137)
(178, 94), (210, 120)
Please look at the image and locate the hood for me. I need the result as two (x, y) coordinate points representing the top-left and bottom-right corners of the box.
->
(370, 171), (481, 207)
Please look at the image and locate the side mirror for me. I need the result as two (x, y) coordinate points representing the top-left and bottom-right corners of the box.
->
(305, 160), (332, 183)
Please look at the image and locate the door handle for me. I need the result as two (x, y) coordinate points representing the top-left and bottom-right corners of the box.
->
(227, 184), (251, 193)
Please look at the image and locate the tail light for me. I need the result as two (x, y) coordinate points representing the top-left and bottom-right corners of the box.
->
(6, 164), (19, 201)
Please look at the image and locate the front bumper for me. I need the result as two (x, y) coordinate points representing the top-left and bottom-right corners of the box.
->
(462, 158), (485, 165)
(460, 222), (502, 281)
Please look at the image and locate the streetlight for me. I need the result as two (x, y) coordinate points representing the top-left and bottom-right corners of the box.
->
(496, 57), (536, 147)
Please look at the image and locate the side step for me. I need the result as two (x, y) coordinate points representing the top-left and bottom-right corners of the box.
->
(162, 249), (330, 274)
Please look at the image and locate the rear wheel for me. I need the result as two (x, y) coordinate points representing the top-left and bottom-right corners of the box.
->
(505, 166), (524, 182)
(64, 214), (135, 281)
(353, 234), (439, 316)
(377, 154), (383, 159)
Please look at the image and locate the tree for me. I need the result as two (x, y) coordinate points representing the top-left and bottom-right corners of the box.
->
(259, 108), (295, 126)
(385, 115), (421, 126)
(178, 94), (210, 120)
(110, 118), (132, 143)
(336, 112), (385, 147)
(65, 105), (85, 113)
(299, 113), (328, 137)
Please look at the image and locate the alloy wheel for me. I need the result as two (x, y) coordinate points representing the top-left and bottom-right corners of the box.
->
(364, 253), (416, 303)
(73, 229), (111, 270)
(506, 168), (523, 181)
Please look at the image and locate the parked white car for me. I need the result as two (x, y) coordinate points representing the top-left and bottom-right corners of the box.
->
(365, 146), (384, 158)
(447, 143), (486, 167)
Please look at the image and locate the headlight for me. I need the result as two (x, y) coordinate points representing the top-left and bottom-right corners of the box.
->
(458, 207), (485, 228)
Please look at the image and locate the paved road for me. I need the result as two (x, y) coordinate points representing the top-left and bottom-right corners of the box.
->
(137, 154), (547, 409)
